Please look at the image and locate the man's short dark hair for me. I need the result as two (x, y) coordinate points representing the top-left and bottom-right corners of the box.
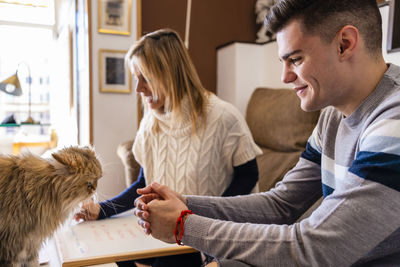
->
(265, 0), (382, 54)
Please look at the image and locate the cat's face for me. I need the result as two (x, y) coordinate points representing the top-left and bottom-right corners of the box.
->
(0, 146), (103, 267)
(51, 146), (103, 204)
(74, 166), (101, 202)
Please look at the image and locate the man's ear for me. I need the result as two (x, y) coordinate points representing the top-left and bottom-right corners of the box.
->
(336, 25), (359, 61)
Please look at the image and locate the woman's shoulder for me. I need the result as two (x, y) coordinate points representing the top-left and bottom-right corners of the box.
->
(203, 94), (251, 135)
(136, 111), (154, 135)
(207, 94), (245, 122)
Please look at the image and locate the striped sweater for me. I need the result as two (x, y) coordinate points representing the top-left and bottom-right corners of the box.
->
(182, 64), (400, 266)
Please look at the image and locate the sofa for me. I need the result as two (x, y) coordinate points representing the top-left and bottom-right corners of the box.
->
(117, 88), (320, 192)
(245, 87), (320, 191)
(117, 139), (140, 187)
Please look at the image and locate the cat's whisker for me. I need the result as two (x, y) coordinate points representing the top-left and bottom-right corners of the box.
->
(86, 191), (129, 217)
(96, 194), (134, 215)
(101, 164), (126, 176)
(96, 190), (137, 207)
(101, 161), (123, 169)
(94, 191), (118, 201)
(108, 202), (123, 215)
(91, 192), (99, 203)
(98, 205), (106, 218)
(101, 201), (126, 208)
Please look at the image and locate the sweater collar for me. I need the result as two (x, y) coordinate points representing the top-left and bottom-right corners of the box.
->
(151, 95), (194, 136)
(343, 63), (399, 128)
(150, 93), (215, 137)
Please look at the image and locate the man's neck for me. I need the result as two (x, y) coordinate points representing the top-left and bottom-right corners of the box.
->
(336, 56), (387, 117)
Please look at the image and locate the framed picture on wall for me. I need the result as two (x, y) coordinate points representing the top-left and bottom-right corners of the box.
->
(98, 0), (131, 35)
(99, 49), (132, 94)
(377, 0), (388, 5)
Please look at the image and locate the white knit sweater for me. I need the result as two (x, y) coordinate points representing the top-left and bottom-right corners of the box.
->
(132, 94), (262, 196)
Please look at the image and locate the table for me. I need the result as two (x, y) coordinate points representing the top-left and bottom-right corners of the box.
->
(41, 213), (196, 267)
(0, 124), (56, 155)
(41, 239), (117, 267)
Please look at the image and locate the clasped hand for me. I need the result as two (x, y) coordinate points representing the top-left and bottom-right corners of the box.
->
(133, 182), (188, 243)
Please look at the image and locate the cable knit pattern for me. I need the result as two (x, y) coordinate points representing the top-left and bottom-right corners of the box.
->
(133, 94), (262, 196)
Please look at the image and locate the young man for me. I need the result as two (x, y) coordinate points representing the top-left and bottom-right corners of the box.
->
(134, 0), (400, 266)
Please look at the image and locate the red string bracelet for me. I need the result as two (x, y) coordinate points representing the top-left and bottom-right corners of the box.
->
(174, 209), (193, 245)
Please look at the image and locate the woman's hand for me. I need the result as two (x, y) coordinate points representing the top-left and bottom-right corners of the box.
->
(74, 200), (101, 221)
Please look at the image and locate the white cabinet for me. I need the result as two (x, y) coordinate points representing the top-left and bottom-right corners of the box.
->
(216, 41), (290, 115)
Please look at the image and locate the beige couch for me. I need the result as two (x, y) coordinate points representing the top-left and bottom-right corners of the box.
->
(117, 139), (140, 187)
(117, 88), (320, 192)
(246, 88), (320, 191)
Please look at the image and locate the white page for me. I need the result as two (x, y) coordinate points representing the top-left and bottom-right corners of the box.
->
(54, 213), (188, 263)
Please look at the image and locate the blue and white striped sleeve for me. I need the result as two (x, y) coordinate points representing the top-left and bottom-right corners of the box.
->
(349, 118), (400, 192)
(301, 127), (322, 166)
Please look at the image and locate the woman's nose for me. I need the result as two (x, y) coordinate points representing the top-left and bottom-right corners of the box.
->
(135, 80), (145, 93)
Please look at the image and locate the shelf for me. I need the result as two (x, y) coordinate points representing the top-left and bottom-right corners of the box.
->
(0, 123), (51, 127)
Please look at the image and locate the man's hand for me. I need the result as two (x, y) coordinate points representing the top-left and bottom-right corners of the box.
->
(74, 200), (100, 221)
(133, 182), (189, 243)
(136, 183), (187, 204)
(133, 192), (161, 235)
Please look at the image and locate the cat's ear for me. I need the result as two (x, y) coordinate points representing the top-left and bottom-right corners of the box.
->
(51, 152), (69, 167)
(51, 146), (97, 173)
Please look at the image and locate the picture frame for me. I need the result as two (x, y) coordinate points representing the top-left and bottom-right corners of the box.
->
(387, 0), (400, 53)
(98, 0), (132, 35)
(377, 0), (389, 6)
(136, 0), (143, 127)
(99, 49), (132, 94)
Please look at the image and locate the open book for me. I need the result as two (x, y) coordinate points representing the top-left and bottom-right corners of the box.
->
(54, 213), (196, 266)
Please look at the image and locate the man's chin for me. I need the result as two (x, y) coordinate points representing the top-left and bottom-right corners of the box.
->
(300, 102), (321, 113)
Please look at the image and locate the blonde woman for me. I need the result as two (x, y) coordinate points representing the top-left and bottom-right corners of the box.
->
(75, 29), (262, 267)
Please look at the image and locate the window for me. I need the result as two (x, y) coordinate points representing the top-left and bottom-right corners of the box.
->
(0, 25), (52, 134)
(0, 0), (74, 154)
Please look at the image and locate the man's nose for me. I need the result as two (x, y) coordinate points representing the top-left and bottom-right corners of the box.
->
(281, 64), (297, 84)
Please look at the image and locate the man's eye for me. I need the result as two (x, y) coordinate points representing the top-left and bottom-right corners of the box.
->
(290, 57), (302, 66)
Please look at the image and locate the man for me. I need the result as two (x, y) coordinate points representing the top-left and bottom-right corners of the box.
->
(134, 0), (400, 266)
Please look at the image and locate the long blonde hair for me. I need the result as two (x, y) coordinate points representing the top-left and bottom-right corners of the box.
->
(125, 28), (209, 133)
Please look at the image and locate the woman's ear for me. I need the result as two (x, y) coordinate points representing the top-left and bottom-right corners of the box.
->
(336, 25), (359, 61)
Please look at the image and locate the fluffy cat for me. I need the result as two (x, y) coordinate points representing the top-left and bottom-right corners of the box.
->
(0, 146), (102, 267)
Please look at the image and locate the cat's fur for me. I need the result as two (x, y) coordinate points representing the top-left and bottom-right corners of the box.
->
(0, 146), (102, 267)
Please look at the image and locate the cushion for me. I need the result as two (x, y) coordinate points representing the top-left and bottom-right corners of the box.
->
(246, 88), (320, 152)
(256, 147), (302, 191)
(117, 139), (140, 187)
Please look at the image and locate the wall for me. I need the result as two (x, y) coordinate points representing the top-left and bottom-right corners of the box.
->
(91, 0), (139, 200)
(217, 41), (290, 115)
(141, 0), (258, 93)
(381, 4), (400, 65)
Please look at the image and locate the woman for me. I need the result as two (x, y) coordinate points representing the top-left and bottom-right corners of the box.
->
(74, 28), (262, 267)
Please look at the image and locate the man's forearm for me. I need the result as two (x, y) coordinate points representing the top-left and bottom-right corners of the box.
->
(182, 180), (400, 266)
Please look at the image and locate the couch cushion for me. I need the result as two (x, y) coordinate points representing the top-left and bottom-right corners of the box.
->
(117, 139), (140, 187)
(257, 147), (302, 191)
(246, 88), (320, 152)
